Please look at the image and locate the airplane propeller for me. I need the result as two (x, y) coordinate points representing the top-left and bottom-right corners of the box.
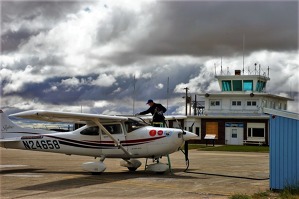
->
(182, 138), (189, 172)
(174, 118), (193, 172)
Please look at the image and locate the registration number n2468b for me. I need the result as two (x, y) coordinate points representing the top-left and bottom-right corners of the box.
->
(22, 140), (60, 150)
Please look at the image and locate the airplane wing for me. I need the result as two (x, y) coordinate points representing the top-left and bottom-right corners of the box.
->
(10, 110), (128, 124)
(164, 115), (187, 120)
(138, 115), (187, 120)
(8, 110), (131, 156)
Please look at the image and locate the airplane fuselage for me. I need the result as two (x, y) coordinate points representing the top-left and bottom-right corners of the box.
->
(2, 124), (185, 159)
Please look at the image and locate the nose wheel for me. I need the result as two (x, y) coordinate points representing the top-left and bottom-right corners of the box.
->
(145, 155), (173, 174)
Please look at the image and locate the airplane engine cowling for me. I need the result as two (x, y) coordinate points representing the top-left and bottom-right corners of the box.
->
(120, 159), (142, 169)
(82, 162), (106, 173)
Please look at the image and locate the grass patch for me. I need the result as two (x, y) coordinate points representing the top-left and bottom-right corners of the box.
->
(188, 144), (269, 153)
(229, 194), (251, 199)
(279, 184), (299, 199)
(229, 185), (299, 199)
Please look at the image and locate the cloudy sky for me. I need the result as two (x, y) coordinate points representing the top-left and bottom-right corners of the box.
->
(1, 0), (298, 116)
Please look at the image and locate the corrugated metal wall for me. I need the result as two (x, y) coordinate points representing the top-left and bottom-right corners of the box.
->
(270, 114), (299, 190)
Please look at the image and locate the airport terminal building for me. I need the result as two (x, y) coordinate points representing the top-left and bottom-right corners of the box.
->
(174, 67), (293, 146)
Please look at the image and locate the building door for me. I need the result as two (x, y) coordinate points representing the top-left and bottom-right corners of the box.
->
(230, 129), (240, 145)
(225, 123), (244, 145)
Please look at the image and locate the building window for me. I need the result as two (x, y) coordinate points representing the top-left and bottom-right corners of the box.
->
(232, 101), (242, 106)
(233, 80), (242, 91)
(210, 100), (220, 106)
(256, 80), (266, 92)
(243, 80), (253, 91)
(232, 129), (238, 138)
(247, 101), (257, 106)
(247, 123), (265, 141)
(222, 80), (232, 91)
(263, 100), (267, 108)
(195, 127), (200, 136)
(252, 128), (264, 137)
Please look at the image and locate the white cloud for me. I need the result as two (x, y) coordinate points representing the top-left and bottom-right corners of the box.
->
(155, 83), (164, 89)
(1, 65), (46, 94)
(61, 77), (80, 87)
(91, 74), (116, 87)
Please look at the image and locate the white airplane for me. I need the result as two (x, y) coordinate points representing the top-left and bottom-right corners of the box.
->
(0, 109), (197, 174)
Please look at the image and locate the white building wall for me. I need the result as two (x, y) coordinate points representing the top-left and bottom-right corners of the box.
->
(205, 95), (288, 115)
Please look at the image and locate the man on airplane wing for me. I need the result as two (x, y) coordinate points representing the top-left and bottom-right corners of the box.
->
(137, 99), (167, 127)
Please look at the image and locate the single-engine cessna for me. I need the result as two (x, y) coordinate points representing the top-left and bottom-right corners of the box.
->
(0, 109), (197, 173)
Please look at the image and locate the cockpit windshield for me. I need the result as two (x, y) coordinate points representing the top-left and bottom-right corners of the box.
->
(125, 118), (149, 133)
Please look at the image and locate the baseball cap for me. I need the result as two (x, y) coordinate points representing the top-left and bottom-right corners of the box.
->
(146, 99), (153, 104)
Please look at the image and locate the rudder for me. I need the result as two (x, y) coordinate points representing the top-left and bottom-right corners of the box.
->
(0, 110), (22, 138)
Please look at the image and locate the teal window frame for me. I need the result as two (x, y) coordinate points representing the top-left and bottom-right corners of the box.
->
(233, 80), (242, 91)
(256, 80), (266, 92)
(222, 80), (232, 91)
(243, 80), (253, 91)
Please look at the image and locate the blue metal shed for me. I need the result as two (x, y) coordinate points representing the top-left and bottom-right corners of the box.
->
(264, 108), (299, 190)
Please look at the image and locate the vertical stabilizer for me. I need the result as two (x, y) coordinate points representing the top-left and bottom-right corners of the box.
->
(0, 110), (22, 138)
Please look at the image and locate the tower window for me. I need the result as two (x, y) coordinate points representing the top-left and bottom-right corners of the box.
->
(256, 80), (266, 92)
(233, 80), (242, 91)
(222, 80), (232, 91)
(243, 80), (253, 91)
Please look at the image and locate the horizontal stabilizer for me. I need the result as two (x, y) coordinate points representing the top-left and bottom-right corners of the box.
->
(0, 137), (21, 142)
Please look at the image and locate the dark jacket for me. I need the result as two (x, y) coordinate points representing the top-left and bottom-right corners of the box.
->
(139, 103), (167, 122)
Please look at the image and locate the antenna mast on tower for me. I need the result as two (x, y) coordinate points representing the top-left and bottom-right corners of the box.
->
(242, 34), (245, 74)
(221, 57), (223, 75)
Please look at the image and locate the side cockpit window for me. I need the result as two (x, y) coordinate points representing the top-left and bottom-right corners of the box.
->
(80, 126), (99, 135)
(103, 124), (122, 134)
(125, 118), (148, 133)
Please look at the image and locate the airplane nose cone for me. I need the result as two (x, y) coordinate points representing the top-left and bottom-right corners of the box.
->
(183, 131), (198, 141)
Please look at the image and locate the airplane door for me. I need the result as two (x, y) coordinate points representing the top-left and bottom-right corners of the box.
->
(100, 123), (127, 156)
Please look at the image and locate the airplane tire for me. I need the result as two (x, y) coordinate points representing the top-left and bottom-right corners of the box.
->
(91, 172), (102, 175)
(128, 167), (137, 172)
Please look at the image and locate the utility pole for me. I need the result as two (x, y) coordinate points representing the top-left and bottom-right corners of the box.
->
(193, 94), (197, 116)
(184, 87), (189, 116)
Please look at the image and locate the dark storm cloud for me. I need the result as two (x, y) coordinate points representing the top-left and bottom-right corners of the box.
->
(1, 30), (34, 53)
(135, 1), (298, 57)
(1, 1), (95, 52)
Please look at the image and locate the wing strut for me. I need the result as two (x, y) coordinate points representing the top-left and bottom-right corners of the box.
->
(93, 119), (131, 156)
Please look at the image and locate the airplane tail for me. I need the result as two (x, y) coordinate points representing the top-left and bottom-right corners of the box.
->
(0, 109), (23, 138)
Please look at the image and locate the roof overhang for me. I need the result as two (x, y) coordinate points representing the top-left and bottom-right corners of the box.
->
(197, 92), (293, 101)
(263, 108), (299, 120)
(186, 114), (270, 119)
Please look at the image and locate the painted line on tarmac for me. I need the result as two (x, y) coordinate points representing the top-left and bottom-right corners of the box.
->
(4, 173), (43, 177)
(0, 164), (28, 168)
